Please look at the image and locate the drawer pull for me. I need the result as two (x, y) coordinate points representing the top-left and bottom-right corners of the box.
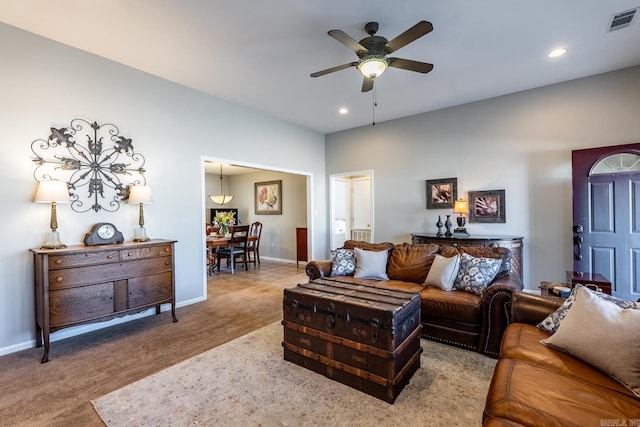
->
(56, 277), (63, 282)
(165, 261), (169, 266)
(165, 248), (170, 252)
(55, 259), (62, 264)
(128, 252), (133, 257)
(107, 255), (113, 259)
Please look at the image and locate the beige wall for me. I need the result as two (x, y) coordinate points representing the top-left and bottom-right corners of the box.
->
(205, 170), (307, 261)
(326, 65), (640, 290)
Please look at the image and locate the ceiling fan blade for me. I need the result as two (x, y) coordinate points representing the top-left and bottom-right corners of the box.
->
(385, 21), (433, 53)
(328, 29), (368, 52)
(310, 62), (358, 78)
(387, 57), (434, 74)
(361, 76), (374, 92)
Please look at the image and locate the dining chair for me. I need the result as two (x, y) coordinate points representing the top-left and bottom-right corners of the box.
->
(247, 221), (263, 267)
(216, 225), (250, 274)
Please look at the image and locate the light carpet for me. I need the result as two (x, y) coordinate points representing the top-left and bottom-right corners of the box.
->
(92, 322), (496, 426)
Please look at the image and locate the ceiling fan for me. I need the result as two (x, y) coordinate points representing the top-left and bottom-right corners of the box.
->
(310, 21), (434, 92)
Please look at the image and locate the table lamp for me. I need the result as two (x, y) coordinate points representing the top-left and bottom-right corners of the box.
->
(453, 199), (469, 235)
(34, 180), (71, 249)
(128, 185), (153, 242)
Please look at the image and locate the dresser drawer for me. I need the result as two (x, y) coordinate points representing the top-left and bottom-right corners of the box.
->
(50, 282), (115, 327)
(49, 250), (121, 269)
(121, 244), (172, 260)
(128, 271), (173, 307)
(49, 256), (173, 290)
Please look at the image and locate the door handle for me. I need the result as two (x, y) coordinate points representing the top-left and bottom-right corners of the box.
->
(573, 235), (583, 260)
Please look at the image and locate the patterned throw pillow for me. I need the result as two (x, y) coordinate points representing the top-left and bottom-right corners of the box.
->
(453, 253), (501, 296)
(537, 284), (640, 334)
(330, 248), (356, 276)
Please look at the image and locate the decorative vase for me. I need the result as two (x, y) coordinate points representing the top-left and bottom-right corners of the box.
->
(444, 215), (453, 237)
(219, 225), (228, 237)
(436, 216), (444, 237)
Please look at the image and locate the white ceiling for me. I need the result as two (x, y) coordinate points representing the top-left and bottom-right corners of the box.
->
(2, 1), (639, 134)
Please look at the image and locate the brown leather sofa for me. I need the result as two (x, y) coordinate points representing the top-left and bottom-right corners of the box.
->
(483, 291), (640, 425)
(305, 240), (523, 357)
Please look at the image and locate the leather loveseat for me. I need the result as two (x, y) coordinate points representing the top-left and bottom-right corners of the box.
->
(483, 291), (640, 425)
(305, 240), (523, 357)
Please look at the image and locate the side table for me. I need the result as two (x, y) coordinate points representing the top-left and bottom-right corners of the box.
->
(540, 281), (569, 301)
(566, 271), (611, 295)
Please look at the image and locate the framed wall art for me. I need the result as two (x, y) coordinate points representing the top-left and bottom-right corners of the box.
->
(468, 189), (506, 223)
(255, 180), (282, 215)
(426, 177), (457, 209)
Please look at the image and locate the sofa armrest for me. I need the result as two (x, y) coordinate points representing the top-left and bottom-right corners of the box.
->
(510, 291), (563, 326)
(478, 283), (518, 358)
(305, 260), (332, 280)
(477, 273), (523, 357)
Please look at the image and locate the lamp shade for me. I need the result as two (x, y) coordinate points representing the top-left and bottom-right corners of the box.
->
(358, 58), (388, 77)
(209, 194), (234, 205)
(128, 185), (153, 204)
(34, 180), (70, 203)
(453, 199), (469, 214)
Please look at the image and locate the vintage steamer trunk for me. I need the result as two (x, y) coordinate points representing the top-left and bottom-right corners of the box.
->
(282, 279), (422, 403)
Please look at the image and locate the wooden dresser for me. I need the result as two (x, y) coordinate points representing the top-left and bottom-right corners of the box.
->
(411, 233), (523, 278)
(31, 239), (177, 362)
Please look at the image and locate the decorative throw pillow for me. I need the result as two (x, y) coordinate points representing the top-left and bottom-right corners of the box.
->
(537, 284), (640, 334)
(330, 248), (356, 276)
(424, 254), (461, 291)
(353, 247), (389, 280)
(541, 286), (640, 397)
(453, 253), (501, 296)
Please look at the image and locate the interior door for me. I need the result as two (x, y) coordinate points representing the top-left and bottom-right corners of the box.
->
(572, 143), (640, 301)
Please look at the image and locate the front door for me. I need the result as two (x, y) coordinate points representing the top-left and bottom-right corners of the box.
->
(572, 143), (640, 301)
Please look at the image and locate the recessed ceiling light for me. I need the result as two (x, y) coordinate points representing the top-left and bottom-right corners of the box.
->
(547, 48), (567, 58)
(338, 107), (349, 115)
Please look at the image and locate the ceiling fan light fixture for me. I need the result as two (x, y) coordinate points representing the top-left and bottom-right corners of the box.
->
(358, 57), (388, 78)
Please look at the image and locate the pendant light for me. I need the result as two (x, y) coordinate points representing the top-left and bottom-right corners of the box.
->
(209, 164), (234, 205)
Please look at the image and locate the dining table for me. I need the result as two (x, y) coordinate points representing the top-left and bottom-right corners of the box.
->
(206, 234), (257, 249)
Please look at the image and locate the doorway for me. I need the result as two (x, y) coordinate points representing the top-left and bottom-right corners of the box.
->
(201, 156), (314, 297)
(329, 171), (374, 249)
(572, 143), (640, 301)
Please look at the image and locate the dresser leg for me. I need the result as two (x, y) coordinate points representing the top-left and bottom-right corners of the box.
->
(41, 333), (50, 363)
(171, 303), (178, 323)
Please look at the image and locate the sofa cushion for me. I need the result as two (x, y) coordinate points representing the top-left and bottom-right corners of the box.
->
(387, 243), (439, 284)
(343, 240), (394, 252)
(330, 248), (356, 276)
(537, 284), (640, 334)
(454, 253), (501, 296)
(420, 287), (481, 324)
(501, 323), (633, 395)
(541, 286), (640, 397)
(458, 246), (512, 277)
(484, 358), (640, 425)
(424, 254), (460, 290)
(353, 248), (389, 280)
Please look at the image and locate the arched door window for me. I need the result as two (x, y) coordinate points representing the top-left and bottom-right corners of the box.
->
(591, 153), (640, 175)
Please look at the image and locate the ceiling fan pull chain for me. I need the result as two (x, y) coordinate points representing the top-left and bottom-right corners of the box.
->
(372, 83), (377, 126)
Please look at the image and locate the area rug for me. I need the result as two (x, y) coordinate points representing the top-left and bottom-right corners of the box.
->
(92, 322), (496, 426)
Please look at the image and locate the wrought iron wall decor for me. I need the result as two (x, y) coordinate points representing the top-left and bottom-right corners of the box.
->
(31, 118), (147, 213)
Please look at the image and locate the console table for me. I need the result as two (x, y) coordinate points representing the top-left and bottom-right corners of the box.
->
(31, 239), (177, 362)
(411, 233), (523, 278)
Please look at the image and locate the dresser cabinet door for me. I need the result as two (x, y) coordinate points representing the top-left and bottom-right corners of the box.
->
(50, 282), (115, 326)
(128, 271), (173, 308)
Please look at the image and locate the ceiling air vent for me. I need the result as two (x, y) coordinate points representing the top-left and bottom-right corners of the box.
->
(608, 8), (637, 31)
